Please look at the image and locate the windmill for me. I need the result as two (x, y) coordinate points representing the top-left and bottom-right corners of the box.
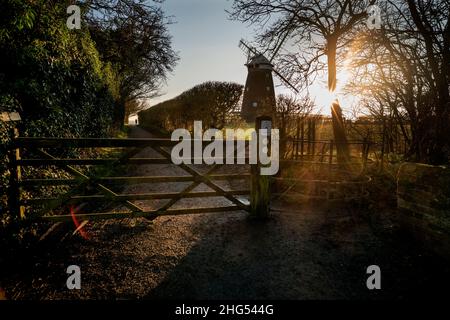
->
(239, 34), (350, 167)
(238, 39), (298, 123)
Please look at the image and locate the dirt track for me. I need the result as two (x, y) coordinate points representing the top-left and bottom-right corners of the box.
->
(1, 126), (448, 300)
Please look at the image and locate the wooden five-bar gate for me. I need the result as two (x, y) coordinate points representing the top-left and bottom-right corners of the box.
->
(7, 135), (268, 223)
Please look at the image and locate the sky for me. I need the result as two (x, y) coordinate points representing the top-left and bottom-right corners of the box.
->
(145, 0), (357, 117)
(150, 0), (253, 106)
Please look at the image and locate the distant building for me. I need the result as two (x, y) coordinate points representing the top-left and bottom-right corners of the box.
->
(128, 114), (139, 125)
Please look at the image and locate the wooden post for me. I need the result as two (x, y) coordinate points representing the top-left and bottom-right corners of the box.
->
(329, 140), (334, 165)
(381, 117), (386, 170)
(329, 140), (334, 176)
(7, 127), (25, 219)
(295, 117), (300, 160)
(311, 119), (316, 159)
(300, 121), (304, 161)
(362, 138), (369, 172)
(307, 119), (311, 157)
(250, 116), (271, 219)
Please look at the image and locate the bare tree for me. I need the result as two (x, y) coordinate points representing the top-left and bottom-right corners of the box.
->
(81, 0), (178, 126)
(347, 0), (450, 163)
(274, 94), (314, 136)
(274, 94), (314, 158)
(124, 99), (146, 122)
(229, 0), (376, 166)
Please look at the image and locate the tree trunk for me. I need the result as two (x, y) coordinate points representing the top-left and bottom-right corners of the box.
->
(327, 36), (350, 167)
(114, 99), (126, 130)
(331, 100), (350, 166)
(327, 37), (337, 92)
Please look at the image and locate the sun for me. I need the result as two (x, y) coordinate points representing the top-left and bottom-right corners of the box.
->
(307, 65), (359, 115)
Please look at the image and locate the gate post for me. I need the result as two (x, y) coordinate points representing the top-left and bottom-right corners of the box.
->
(5, 113), (25, 220)
(362, 138), (369, 172)
(250, 116), (271, 219)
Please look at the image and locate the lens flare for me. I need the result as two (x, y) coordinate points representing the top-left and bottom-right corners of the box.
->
(70, 206), (89, 240)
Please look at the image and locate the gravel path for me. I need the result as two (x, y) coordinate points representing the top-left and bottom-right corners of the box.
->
(1, 126), (448, 300)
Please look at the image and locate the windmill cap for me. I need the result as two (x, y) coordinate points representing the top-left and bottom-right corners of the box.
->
(246, 54), (273, 69)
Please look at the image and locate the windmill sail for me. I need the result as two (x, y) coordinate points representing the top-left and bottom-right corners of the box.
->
(272, 69), (299, 93)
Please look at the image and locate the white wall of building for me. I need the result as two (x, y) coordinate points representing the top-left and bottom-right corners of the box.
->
(128, 114), (139, 125)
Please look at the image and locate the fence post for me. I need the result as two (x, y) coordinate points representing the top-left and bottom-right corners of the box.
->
(362, 138), (369, 172)
(328, 139), (334, 180)
(250, 116), (271, 219)
(295, 117), (300, 160)
(329, 140), (334, 167)
(380, 117), (386, 170)
(7, 125), (25, 219)
(300, 121), (304, 161)
(311, 119), (316, 158)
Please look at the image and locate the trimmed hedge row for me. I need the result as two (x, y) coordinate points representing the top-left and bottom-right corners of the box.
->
(139, 81), (243, 132)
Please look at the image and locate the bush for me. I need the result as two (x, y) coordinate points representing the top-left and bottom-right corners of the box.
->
(0, 0), (119, 138)
(0, 0), (120, 238)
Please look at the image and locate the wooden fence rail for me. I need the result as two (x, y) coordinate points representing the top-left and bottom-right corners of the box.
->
(8, 136), (258, 222)
(7, 119), (371, 223)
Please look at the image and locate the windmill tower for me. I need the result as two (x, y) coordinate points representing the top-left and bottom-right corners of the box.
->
(239, 40), (298, 123)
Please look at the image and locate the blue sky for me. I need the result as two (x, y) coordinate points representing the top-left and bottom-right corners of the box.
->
(151, 0), (254, 106)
